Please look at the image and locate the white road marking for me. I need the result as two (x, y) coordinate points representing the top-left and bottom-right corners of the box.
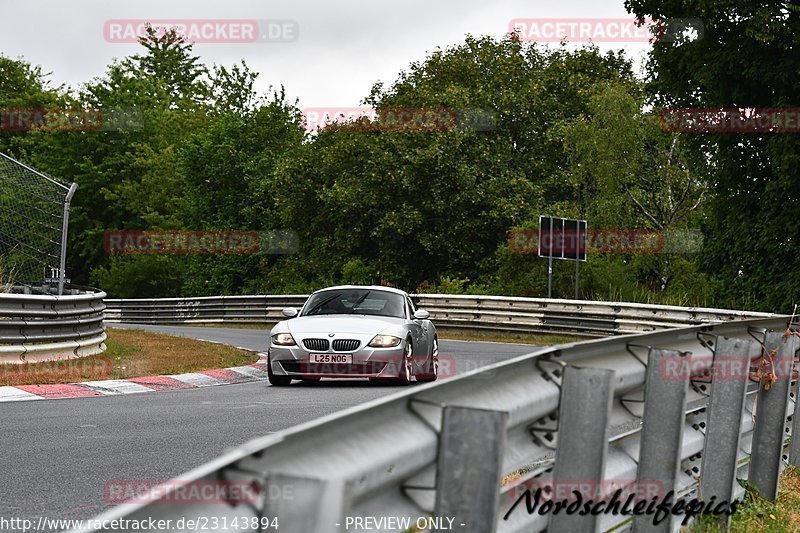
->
(228, 366), (269, 379)
(79, 380), (155, 395)
(170, 373), (225, 388)
(0, 352), (274, 402)
(0, 386), (40, 401)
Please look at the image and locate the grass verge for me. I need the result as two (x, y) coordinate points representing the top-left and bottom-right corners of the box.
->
(691, 466), (800, 532)
(0, 327), (257, 386)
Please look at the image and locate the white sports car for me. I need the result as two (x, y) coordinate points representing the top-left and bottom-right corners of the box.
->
(267, 285), (438, 385)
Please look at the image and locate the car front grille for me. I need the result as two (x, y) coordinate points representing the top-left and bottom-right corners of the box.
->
(280, 361), (388, 375)
(332, 339), (360, 352)
(302, 338), (329, 351)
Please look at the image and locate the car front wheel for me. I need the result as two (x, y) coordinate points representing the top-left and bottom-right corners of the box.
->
(417, 336), (438, 382)
(267, 356), (292, 386)
(397, 338), (414, 385)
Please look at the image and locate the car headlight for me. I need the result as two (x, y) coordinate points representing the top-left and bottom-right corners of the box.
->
(368, 334), (402, 348)
(271, 333), (296, 346)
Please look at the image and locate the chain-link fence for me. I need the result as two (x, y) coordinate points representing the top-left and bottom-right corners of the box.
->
(0, 152), (77, 293)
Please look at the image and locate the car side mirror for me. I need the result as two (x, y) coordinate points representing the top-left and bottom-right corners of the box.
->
(281, 307), (298, 318)
(413, 309), (430, 320)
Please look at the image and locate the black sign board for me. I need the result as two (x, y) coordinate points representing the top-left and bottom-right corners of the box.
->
(538, 216), (588, 262)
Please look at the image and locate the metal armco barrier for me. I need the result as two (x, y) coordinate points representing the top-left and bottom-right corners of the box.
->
(103, 294), (775, 337)
(0, 288), (107, 363)
(103, 295), (308, 325)
(71, 314), (800, 533)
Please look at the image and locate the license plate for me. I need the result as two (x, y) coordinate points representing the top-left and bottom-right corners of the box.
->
(310, 353), (352, 364)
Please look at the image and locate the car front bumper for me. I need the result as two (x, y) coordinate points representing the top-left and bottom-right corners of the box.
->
(268, 341), (407, 379)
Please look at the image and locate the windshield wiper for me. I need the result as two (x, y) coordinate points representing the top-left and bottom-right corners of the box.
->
(349, 291), (371, 314)
(304, 293), (342, 315)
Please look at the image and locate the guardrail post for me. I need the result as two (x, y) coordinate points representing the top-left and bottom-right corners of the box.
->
(262, 474), (351, 533)
(434, 406), (508, 533)
(549, 366), (616, 533)
(748, 331), (798, 500)
(790, 379), (800, 466)
(633, 349), (689, 533)
(699, 336), (755, 523)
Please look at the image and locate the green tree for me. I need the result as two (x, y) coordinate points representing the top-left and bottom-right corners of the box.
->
(559, 80), (706, 294)
(177, 86), (304, 295)
(0, 55), (64, 155)
(17, 28), (211, 288)
(625, 0), (800, 311)
(274, 35), (635, 292)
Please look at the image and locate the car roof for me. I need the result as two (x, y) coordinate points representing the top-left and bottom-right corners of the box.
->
(311, 285), (410, 297)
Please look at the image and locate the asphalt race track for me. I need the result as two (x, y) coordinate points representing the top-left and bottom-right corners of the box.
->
(2, 324), (540, 530)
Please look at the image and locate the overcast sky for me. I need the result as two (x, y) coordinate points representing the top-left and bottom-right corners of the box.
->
(3, 0), (652, 109)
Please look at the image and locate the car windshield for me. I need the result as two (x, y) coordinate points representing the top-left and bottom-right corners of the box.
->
(301, 289), (406, 319)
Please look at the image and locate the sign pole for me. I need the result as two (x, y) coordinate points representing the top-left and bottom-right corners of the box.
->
(574, 257), (579, 300)
(547, 222), (554, 298)
(574, 221), (582, 300)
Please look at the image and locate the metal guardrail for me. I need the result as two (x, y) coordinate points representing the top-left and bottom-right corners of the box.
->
(0, 288), (107, 363)
(103, 294), (775, 337)
(72, 314), (800, 533)
(103, 295), (307, 326)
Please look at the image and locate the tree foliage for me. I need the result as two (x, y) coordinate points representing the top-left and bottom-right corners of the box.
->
(0, 26), (765, 308)
(274, 36), (636, 292)
(625, 0), (800, 311)
(10, 28), (303, 297)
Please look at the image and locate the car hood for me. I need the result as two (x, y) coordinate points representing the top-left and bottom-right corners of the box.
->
(280, 315), (405, 336)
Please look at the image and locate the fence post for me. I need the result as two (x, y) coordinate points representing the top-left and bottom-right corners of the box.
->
(633, 349), (689, 533)
(549, 366), (616, 533)
(434, 406), (508, 533)
(58, 182), (78, 295)
(749, 331), (798, 500)
(699, 336), (755, 523)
